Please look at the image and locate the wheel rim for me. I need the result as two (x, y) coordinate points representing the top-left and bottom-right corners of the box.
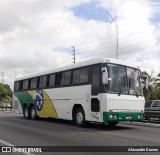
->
(31, 108), (35, 119)
(77, 112), (83, 124)
(25, 108), (28, 118)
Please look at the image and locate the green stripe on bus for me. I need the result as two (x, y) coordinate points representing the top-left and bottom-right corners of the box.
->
(15, 91), (33, 106)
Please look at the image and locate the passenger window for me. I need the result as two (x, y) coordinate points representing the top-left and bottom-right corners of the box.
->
(73, 70), (80, 84)
(73, 68), (89, 84)
(61, 72), (65, 85)
(49, 74), (55, 87)
(65, 71), (71, 85)
(80, 68), (89, 83)
(61, 71), (71, 86)
(31, 78), (38, 89)
(15, 81), (22, 91)
(39, 76), (47, 88)
(22, 79), (29, 90)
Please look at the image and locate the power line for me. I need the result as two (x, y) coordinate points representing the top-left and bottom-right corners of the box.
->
(77, 34), (160, 58)
(76, 29), (160, 52)
(74, 17), (160, 48)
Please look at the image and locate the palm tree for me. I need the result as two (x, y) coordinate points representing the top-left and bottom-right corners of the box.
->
(141, 71), (157, 101)
(155, 73), (160, 87)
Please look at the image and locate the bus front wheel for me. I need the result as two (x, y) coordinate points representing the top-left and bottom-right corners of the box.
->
(74, 108), (85, 127)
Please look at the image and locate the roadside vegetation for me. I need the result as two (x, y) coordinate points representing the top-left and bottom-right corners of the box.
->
(0, 83), (12, 103)
(142, 71), (160, 101)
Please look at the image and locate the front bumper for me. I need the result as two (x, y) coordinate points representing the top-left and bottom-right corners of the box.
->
(103, 112), (144, 122)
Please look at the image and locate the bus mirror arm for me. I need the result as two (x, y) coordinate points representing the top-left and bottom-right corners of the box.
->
(102, 67), (109, 85)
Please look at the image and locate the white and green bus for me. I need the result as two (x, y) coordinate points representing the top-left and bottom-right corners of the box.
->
(13, 58), (146, 127)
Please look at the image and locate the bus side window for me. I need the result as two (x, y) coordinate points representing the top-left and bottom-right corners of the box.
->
(61, 71), (71, 86)
(49, 74), (55, 87)
(73, 70), (80, 84)
(22, 79), (29, 90)
(55, 73), (62, 86)
(39, 75), (47, 88)
(15, 81), (22, 91)
(65, 71), (71, 85)
(30, 77), (38, 89)
(80, 68), (89, 84)
(91, 66), (100, 95)
(61, 72), (65, 85)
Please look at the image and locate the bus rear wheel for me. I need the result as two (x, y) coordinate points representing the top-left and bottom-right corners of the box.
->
(74, 108), (85, 127)
(30, 106), (37, 120)
(23, 106), (30, 119)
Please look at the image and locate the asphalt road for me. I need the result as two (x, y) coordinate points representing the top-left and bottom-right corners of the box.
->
(0, 111), (160, 155)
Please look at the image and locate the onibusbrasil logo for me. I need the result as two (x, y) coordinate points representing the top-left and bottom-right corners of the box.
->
(34, 89), (44, 111)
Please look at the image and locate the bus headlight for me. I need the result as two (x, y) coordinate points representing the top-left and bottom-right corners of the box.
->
(109, 114), (118, 120)
(138, 114), (143, 119)
(141, 114), (143, 119)
(109, 115), (113, 119)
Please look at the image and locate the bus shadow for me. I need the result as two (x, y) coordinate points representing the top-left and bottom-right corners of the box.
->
(85, 122), (134, 131)
(33, 117), (134, 131)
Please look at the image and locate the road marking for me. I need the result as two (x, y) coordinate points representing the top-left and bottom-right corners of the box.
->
(0, 139), (14, 146)
(0, 139), (34, 155)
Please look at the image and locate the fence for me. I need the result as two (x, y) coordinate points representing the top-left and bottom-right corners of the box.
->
(0, 105), (13, 111)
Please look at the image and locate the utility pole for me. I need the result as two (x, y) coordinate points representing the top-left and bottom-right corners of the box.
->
(0, 72), (4, 84)
(72, 46), (76, 63)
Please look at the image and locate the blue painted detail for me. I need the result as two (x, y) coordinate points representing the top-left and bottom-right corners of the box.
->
(34, 89), (44, 111)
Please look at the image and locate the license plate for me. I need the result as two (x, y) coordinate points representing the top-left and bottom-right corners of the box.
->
(126, 116), (132, 119)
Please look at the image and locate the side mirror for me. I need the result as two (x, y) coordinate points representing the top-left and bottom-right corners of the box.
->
(102, 67), (108, 84)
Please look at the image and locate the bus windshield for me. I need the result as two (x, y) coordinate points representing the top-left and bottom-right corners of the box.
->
(105, 64), (143, 96)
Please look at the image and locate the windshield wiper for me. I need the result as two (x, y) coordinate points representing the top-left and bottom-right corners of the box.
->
(129, 81), (139, 97)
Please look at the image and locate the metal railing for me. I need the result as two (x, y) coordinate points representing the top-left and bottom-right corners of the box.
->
(0, 105), (13, 111)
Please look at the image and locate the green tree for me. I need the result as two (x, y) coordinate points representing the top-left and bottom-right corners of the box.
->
(155, 73), (160, 87)
(142, 71), (160, 101)
(0, 83), (12, 103)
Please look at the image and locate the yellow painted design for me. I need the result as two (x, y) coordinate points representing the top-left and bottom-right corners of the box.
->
(28, 90), (58, 118)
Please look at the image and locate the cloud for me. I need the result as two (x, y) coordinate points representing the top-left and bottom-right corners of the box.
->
(96, 0), (160, 74)
(0, 0), (160, 88)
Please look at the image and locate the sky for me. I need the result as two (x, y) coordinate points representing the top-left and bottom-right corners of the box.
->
(0, 0), (160, 88)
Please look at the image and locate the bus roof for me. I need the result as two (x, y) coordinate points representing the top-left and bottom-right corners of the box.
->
(15, 58), (140, 81)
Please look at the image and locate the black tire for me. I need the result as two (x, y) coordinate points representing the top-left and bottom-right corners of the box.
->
(30, 106), (37, 120)
(74, 108), (85, 127)
(23, 106), (30, 119)
(108, 122), (118, 127)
